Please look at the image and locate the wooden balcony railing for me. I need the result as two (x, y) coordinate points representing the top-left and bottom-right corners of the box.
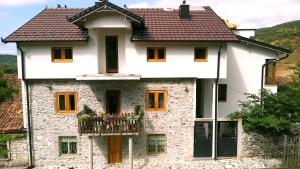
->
(78, 113), (142, 136)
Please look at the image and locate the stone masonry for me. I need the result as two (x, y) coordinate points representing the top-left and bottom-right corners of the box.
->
(27, 79), (278, 169)
(0, 137), (29, 168)
(29, 79), (195, 169)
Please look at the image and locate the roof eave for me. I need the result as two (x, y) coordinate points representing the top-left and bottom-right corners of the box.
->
(237, 35), (293, 54)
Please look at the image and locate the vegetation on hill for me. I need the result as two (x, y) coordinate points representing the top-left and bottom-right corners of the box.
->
(0, 69), (18, 104)
(256, 20), (300, 83)
(0, 54), (17, 74)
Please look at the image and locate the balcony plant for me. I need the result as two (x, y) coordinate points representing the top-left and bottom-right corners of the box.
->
(77, 105), (96, 123)
(127, 105), (144, 123)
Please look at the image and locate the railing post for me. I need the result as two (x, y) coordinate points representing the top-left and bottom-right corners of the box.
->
(129, 136), (133, 169)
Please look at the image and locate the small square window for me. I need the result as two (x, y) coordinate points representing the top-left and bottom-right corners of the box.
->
(218, 84), (227, 102)
(0, 142), (9, 159)
(59, 136), (77, 155)
(146, 90), (167, 112)
(148, 134), (166, 154)
(56, 92), (77, 114)
(194, 47), (207, 61)
(147, 47), (166, 62)
(52, 47), (73, 62)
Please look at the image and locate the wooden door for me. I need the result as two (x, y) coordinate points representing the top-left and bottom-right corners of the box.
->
(106, 36), (118, 73)
(108, 136), (122, 164)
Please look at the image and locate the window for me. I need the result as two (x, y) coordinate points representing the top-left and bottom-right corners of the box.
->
(265, 59), (277, 85)
(147, 47), (166, 62)
(218, 84), (227, 102)
(0, 142), (9, 159)
(52, 47), (73, 62)
(56, 92), (77, 113)
(148, 134), (166, 154)
(194, 47), (208, 62)
(146, 90), (167, 112)
(59, 136), (77, 155)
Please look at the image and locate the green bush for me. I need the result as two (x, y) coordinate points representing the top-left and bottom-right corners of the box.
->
(229, 64), (300, 135)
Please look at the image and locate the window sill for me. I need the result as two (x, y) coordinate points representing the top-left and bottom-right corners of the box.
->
(194, 59), (208, 62)
(52, 60), (73, 63)
(145, 110), (167, 113)
(56, 112), (77, 116)
(147, 60), (166, 62)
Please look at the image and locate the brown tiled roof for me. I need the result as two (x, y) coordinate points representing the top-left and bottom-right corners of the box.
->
(4, 8), (87, 42)
(0, 75), (24, 133)
(3, 3), (237, 42)
(129, 7), (238, 41)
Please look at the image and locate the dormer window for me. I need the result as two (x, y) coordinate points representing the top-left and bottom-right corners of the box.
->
(52, 47), (73, 62)
(194, 47), (208, 62)
(147, 47), (166, 62)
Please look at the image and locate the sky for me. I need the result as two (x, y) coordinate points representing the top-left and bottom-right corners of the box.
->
(0, 0), (299, 55)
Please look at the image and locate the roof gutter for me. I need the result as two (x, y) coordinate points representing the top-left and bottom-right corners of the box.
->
(16, 43), (34, 169)
(260, 54), (289, 107)
(214, 44), (223, 160)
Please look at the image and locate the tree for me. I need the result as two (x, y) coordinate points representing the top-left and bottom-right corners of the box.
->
(0, 69), (18, 104)
(229, 64), (300, 135)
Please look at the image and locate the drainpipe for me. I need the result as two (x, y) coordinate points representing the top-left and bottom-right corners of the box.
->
(17, 43), (34, 168)
(214, 45), (223, 160)
(260, 54), (289, 107)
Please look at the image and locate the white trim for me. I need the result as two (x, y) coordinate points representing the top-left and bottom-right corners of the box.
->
(76, 74), (141, 80)
(241, 39), (288, 54)
(72, 5), (142, 24)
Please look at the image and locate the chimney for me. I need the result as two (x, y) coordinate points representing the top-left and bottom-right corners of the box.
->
(179, 0), (190, 19)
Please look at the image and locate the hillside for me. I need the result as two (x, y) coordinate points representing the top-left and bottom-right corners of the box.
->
(256, 20), (300, 84)
(0, 54), (17, 74)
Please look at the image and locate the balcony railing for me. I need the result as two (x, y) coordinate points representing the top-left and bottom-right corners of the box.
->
(78, 113), (142, 136)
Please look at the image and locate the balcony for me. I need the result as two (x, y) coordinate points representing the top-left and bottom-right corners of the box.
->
(78, 113), (142, 136)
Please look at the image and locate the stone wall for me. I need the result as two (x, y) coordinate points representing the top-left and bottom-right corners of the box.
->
(28, 79), (196, 169)
(241, 131), (284, 158)
(0, 137), (29, 168)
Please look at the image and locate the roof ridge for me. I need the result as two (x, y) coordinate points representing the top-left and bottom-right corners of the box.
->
(47, 7), (86, 10)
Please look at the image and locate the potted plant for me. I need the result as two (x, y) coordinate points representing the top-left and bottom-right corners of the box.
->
(127, 105), (144, 123)
(77, 105), (96, 123)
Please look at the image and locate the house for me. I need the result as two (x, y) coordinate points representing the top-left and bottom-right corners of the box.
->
(0, 75), (28, 167)
(2, 0), (292, 168)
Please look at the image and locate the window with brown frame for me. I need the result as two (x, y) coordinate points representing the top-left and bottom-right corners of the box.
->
(147, 47), (166, 62)
(146, 90), (167, 112)
(55, 92), (78, 114)
(52, 47), (73, 62)
(194, 47), (208, 62)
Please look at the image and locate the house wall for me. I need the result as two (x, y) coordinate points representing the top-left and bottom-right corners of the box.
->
(0, 137), (28, 167)
(28, 79), (195, 169)
(218, 42), (279, 118)
(17, 11), (227, 79)
(18, 38), (227, 79)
